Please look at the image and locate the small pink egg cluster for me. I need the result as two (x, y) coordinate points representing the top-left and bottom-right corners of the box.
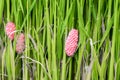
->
(5, 22), (16, 40)
(5, 22), (25, 54)
(65, 29), (78, 56)
(16, 33), (25, 54)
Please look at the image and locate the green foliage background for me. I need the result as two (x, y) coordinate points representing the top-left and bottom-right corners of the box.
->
(0, 0), (120, 80)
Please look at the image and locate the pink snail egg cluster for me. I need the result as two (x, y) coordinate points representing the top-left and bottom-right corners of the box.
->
(16, 33), (25, 54)
(5, 22), (16, 40)
(65, 29), (78, 56)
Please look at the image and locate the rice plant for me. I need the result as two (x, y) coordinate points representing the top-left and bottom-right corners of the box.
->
(0, 0), (120, 80)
